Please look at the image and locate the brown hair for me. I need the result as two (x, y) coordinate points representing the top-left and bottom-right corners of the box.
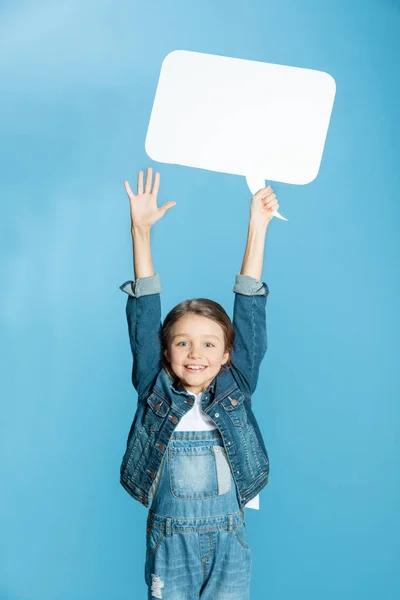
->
(160, 298), (235, 382)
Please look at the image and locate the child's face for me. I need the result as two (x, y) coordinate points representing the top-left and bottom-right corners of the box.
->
(164, 314), (230, 394)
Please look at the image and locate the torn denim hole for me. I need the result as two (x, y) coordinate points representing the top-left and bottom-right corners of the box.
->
(151, 574), (164, 599)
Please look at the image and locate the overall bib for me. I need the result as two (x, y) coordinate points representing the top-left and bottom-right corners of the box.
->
(145, 429), (252, 600)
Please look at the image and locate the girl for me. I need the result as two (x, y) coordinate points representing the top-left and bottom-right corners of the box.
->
(120, 167), (279, 600)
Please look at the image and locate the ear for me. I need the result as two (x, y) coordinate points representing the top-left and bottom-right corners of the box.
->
(163, 348), (170, 362)
(222, 351), (230, 365)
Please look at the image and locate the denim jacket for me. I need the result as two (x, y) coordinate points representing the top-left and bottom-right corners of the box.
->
(119, 274), (270, 509)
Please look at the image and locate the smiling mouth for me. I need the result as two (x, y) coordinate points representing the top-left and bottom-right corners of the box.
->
(184, 366), (207, 372)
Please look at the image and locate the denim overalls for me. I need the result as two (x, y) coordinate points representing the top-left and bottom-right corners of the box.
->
(145, 429), (251, 600)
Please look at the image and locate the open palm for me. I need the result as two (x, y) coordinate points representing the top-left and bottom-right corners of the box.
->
(124, 167), (176, 229)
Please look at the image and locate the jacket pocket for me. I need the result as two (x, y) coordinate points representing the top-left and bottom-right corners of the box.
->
(220, 393), (248, 426)
(143, 393), (169, 432)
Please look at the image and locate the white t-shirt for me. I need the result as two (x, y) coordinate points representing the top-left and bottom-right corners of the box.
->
(175, 391), (259, 510)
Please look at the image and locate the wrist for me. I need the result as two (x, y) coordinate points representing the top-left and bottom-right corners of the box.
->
(131, 225), (151, 237)
(248, 219), (269, 233)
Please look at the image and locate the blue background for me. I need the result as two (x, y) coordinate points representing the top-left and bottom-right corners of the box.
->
(1, 0), (399, 598)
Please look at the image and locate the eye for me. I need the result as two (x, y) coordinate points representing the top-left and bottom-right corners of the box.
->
(176, 341), (214, 347)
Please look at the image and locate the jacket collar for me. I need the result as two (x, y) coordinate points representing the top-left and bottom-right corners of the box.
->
(155, 367), (235, 400)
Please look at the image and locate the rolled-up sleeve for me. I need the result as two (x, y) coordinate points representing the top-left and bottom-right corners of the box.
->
(233, 274), (269, 296)
(120, 274), (162, 297)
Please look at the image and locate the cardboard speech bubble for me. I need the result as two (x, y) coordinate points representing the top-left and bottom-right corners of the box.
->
(145, 50), (336, 221)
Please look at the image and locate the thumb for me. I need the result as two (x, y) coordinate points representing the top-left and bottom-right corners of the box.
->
(159, 201), (176, 216)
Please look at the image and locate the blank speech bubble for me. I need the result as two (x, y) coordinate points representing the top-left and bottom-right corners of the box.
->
(145, 50), (336, 221)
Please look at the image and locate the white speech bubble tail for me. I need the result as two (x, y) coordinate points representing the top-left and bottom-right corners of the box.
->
(245, 175), (288, 222)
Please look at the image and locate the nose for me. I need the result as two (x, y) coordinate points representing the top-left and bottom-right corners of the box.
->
(188, 346), (203, 360)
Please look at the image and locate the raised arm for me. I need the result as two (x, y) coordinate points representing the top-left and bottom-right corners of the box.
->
(230, 186), (280, 395)
(120, 168), (176, 398)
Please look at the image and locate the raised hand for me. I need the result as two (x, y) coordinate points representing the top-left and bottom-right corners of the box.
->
(124, 167), (176, 230)
(249, 186), (280, 227)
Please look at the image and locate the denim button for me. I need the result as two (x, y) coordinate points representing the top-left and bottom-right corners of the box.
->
(171, 415), (178, 424)
(214, 412), (219, 418)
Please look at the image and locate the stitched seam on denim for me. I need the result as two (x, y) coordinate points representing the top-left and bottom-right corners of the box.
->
(239, 425), (255, 479)
(149, 509), (243, 522)
(131, 433), (153, 480)
(147, 396), (169, 419)
(235, 525), (250, 549)
(146, 530), (165, 555)
(120, 473), (147, 492)
(168, 525), (226, 533)
(151, 388), (167, 401)
(149, 524), (238, 533)
(241, 471), (269, 499)
(170, 493), (219, 500)
(249, 429), (262, 473)
(234, 527), (250, 549)
(201, 532), (215, 572)
(148, 514), (244, 534)
(148, 450), (167, 502)
(125, 401), (165, 479)
(207, 384), (239, 413)
(225, 404), (247, 426)
(124, 424), (146, 473)
(248, 412), (269, 467)
(202, 554), (207, 581)
(120, 476), (148, 500)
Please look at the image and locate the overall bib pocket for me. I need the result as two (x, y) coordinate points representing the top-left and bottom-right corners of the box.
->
(169, 444), (232, 499)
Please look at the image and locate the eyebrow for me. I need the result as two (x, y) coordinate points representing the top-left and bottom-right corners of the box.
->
(171, 334), (220, 340)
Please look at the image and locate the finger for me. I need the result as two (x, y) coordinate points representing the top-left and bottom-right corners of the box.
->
(124, 180), (134, 199)
(256, 186), (271, 198)
(259, 188), (274, 201)
(145, 167), (153, 194)
(152, 171), (160, 196)
(137, 170), (144, 195)
(264, 198), (277, 210)
(159, 201), (176, 215)
(263, 194), (276, 206)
